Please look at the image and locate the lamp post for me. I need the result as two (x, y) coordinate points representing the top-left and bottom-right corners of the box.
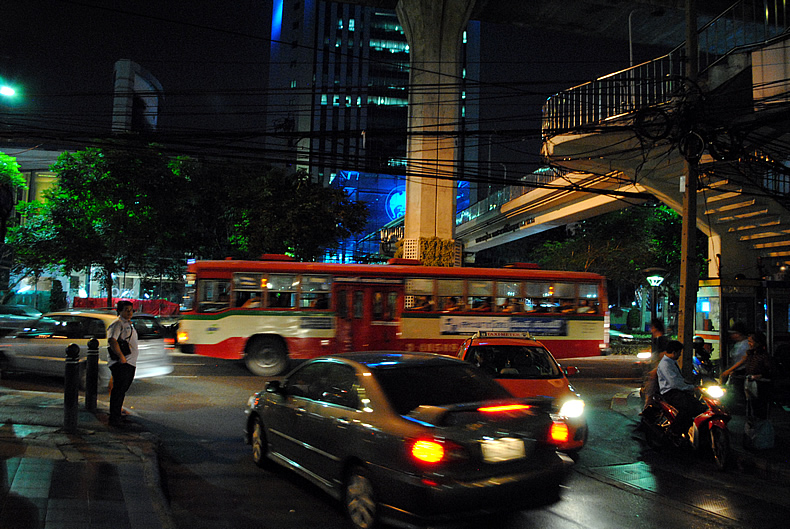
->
(642, 267), (666, 326)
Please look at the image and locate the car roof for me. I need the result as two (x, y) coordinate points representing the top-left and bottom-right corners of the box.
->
(331, 351), (467, 369)
(44, 310), (158, 319)
(469, 336), (545, 347)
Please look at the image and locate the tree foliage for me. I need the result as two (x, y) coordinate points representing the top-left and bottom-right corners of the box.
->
(0, 152), (26, 242)
(8, 145), (370, 304)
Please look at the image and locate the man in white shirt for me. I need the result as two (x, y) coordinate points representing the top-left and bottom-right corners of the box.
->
(107, 300), (138, 427)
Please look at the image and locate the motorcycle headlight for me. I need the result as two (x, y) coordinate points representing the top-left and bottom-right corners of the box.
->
(703, 385), (725, 399)
(558, 398), (585, 418)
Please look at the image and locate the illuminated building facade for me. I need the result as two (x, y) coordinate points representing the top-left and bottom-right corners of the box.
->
(268, 0), (479, 261)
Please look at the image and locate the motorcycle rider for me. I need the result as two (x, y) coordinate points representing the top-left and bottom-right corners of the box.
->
(657, 340), (707, 439)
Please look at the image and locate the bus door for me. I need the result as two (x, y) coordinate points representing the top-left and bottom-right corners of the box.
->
(334, 282), (402, 353)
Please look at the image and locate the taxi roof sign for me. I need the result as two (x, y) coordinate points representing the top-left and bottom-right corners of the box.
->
(472, 331), (532, 340)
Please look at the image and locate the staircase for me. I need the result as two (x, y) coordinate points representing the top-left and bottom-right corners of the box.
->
(542, 0), (790, 278)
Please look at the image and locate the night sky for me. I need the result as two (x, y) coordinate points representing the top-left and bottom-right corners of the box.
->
(2, 0), (671, 174)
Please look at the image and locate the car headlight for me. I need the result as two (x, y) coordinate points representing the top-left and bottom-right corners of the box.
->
(558, 399), (585, 418)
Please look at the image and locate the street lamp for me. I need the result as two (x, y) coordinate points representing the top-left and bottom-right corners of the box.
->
(0, 85), (15, 97)
(643, 267), (666, 324)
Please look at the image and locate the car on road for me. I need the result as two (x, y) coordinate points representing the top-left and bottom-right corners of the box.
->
(0, 310), (173, 389)
(0, 304), (43, 337)
(244, 351), (572, 529)
(456, 331), (587, 452)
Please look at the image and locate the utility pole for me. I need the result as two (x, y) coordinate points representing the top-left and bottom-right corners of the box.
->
(679, 0), (698, 379)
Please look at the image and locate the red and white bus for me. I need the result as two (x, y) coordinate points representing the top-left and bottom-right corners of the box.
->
(177, 255), (609, 375)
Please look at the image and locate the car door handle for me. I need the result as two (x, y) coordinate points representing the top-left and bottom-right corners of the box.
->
(336, 417), (350, 426)
(295, 407), (306, 415)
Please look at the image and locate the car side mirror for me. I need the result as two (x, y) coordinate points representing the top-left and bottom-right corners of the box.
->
(265, 380), (284, 394)
(564, 366), (579, 376)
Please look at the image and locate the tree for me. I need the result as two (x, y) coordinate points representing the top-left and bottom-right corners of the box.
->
(0, 152), (28, 293)
(184, 163), (369, 261)
(0, 152), (26, 243)
(9, 147), (370, 306)
(10, 145), (192, 307)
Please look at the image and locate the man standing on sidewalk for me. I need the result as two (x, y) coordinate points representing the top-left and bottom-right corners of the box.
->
(107, 300), (138, 428)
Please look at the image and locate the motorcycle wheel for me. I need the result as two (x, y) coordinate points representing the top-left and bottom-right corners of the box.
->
(710, 427), (730, 471)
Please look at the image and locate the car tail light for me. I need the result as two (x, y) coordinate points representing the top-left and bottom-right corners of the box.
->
(409, 438), (465, 465)
(478, 404), (531, 413)
(549, 421), (570, 445)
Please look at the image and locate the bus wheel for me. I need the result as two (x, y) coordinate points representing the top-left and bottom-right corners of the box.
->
(245, 337), (287, 376)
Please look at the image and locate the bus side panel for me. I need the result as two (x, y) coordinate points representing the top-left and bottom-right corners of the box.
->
(533, 338), (603, 359)
(285, 337), (339, 360)
(398, 314), (604, 359)
(179, 312), (337, 360)
(193, 338), (247, 360)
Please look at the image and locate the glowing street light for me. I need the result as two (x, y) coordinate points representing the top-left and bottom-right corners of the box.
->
(0, 85), (15, 97)
(642, 267), (666, 324)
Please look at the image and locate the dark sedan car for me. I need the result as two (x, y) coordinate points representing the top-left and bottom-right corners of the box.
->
(244, 352), (572, 529)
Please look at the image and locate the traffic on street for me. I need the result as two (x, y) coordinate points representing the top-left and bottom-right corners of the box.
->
(2, 351), (788, 529)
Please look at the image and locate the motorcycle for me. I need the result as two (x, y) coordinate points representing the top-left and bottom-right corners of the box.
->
(640, 382), (732, 471)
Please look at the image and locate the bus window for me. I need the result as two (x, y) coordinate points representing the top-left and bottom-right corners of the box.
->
(301, 275), (332, 309)
(405, 278), (434, 311)
(554, 283), (576, 313)
(198, 280), (231, 312)
(234, 273), (264, 308)
(468, 280), (493, 312)
(267, 274), (297, 308)
(524, 282), (552, 312)
(438, 279), (465, 311)
(578, 283), (599, 313)
(496, 282), (522, 312)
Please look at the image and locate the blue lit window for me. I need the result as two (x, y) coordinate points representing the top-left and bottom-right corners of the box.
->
(349, 19), (355, 31)
(321, 94), (328, 105)
(338, 19), (344, 30)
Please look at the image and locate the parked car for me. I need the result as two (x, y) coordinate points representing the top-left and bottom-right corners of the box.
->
(244, 351), (572, 529)
(0, 304), (43, 337)
(0, 310), (173, 388)
(456, 331), (587, 452)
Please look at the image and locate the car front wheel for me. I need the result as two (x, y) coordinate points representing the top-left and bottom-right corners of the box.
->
(345, 466), (378, 529)
(251, 417), (268, 468)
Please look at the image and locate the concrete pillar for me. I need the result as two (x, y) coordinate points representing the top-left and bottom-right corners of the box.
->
(396, 0), (475, 257)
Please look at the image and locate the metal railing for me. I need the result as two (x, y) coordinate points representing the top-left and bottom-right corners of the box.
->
(456, 169), (559, 226)
(543, 0), (790, 135)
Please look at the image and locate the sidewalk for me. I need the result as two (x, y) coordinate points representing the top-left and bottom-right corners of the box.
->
(611, 386), (790, 481)
(0, 388), (175, 529)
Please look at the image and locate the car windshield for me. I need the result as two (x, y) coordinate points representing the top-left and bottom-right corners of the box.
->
(468, 345), (561, 379)
(372, 364), (511, 416)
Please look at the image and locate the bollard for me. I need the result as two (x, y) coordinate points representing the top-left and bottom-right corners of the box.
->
(64, 343), (81, 433)
(85, 338), (100, 411)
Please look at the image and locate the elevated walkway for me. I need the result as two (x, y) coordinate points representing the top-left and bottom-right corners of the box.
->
(538, 0), (790, 278)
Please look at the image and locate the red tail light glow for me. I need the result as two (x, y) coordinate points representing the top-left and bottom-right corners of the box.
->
(549, 421), (570, 444)
(478, 404), (531, 413)
(411, 439), (445, 463)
